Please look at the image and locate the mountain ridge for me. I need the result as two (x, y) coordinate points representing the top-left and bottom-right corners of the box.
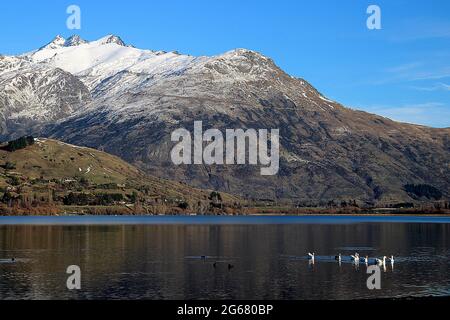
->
(39, 34), (126, 50)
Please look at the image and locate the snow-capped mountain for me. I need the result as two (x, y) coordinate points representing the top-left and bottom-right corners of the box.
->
(24, 34), (205, 99)
(1, 35), (449, 204)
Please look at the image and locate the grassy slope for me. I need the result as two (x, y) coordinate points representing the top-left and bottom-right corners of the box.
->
(0, 138), (240, 214)
(1, 139), (141, 185)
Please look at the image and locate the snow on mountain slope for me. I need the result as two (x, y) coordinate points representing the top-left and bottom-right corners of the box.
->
(24, 35), (303, 104)
(2, 34), (331, 132)
(39, 35), (66, 50)
(0, 56), (30, 77)
(91, 34), (126, 46)
(30, 37), (142, 75)
(65, 35), (88, 47)
(0, 67), (88, 120)
(0, 54), (91, 139)
(26, 35), (206, 97)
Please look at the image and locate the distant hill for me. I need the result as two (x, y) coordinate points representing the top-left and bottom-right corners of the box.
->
(0, 138), (241, 215)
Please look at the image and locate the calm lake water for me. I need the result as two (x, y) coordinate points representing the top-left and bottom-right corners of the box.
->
(0, 215), (449, 300)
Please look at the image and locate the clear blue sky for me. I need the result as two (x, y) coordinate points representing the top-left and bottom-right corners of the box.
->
(1, 0), (449, 127)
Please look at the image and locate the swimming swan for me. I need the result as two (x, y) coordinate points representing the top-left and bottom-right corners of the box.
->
(350, 253), (360, 263)
(361, 256), (369, 265)
(375, 256), (387, 266)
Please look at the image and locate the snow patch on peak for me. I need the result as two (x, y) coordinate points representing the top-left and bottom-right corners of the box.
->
(93, 35), (126, 46)
(41, 35), (66, 50)
(199, 48), (276, 81)
(37, 34), (125, 54)
(219, 48), (270, 62)
(65, 35), (88, 47)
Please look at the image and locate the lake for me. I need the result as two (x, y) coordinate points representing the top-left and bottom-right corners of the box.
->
(0, 215), (449, 300)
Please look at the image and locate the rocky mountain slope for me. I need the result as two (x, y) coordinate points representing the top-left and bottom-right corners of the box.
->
(1, 35), (449, 205)
(0, 54), (91, 139)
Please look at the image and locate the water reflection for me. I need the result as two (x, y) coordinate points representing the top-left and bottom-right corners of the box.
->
(0, 221), (449, 300)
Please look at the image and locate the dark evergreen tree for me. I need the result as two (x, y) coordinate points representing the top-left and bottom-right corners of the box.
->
(5, 136), (35, 152)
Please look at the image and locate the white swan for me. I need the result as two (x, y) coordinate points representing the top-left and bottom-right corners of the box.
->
(375, 256), (387, 266)
(351, 253), (360, 263)
(335, 254), (342, 263)
(362, 256), (369, 265)
(389, 255), (395, 263)
(308, 252), (315, 265)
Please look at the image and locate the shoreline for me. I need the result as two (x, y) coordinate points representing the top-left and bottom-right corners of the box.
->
(1, 212), (450, 218)
(1, 205), (449, 217)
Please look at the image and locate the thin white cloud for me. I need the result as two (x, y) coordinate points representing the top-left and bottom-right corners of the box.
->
(389, 19), (450, 42)
(409, 83), (450, 91)
(410, 69), (450, 81)
(358, 102), (450, 128)
(384, 62), (422, 73)
(369, 64), (450, 85)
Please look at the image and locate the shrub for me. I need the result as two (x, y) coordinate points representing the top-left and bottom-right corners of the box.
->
(96, 193), (124, 205)
(178, 201), (189, 210)
(3, 162), (16, 170)
(7, 176), (21, 186)
(63, 193), (95, 206)
(209, 191), (222, 202)
(78, 176), (90, 187)
(130, 191), (138, 203)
